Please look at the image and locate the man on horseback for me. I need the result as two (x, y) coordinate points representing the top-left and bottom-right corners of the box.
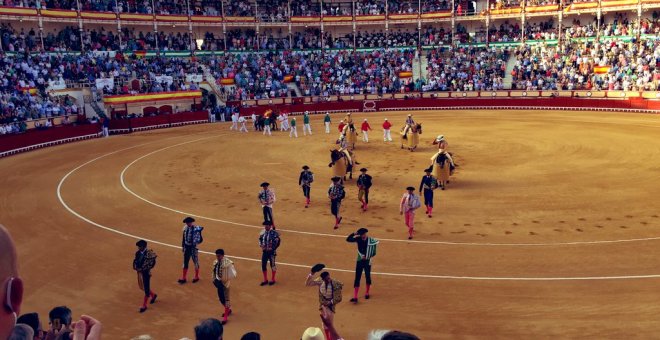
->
(430, 135), (455, 169)
(432, 134), (449, 150)
(402, 114), (415, 139)
(337, 134), (358, 167)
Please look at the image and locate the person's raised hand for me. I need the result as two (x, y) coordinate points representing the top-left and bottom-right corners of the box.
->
(71, 315), (102, 340)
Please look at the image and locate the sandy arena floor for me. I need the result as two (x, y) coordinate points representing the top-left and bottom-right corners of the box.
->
(3, 109), (660, 339)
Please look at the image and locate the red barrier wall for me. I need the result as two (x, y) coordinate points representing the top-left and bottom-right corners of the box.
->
(0, 124), (101, 156)
(1, 111), (209, 158)
(108, 111), (209, 133)
(238, 97), (660, 115)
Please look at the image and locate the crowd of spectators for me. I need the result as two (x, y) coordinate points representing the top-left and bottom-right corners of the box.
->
(355, 0), (386, 15)
(421, 0), (450, 12)
(489, 20), (523, 43)
(424, 46), (509, 91)
(257, 0), (289, 21)
(205, 48), (415, 100)
(510, 38), (660, 91)
(525, 19), (557, 41)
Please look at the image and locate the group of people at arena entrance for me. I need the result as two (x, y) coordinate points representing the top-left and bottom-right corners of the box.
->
(228, 109), (314, 137)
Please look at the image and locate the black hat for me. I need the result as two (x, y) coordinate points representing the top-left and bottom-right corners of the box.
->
(331, 176), (341, 182)
(302, 165), (310, 170)
(17, 313), (40, 335)
(215, 249), (224, 255)
(356, 228), (369, 235)
(183, 217), (195, 223)
(263, 220), (273, 226)
(406, 186), (415, 191)
(136, 240), (147, 247)
(311, 263), (326, 274)
(260, 182), (270, 187)
(424, 167), (432, 173)
(359, 168), (367, 172)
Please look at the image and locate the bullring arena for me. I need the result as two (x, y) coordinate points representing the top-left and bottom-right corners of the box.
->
(4, 108), (660, 338)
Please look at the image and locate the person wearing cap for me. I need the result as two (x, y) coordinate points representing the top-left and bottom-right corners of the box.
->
(301, 327), (325, 340)
(360, 119), (372, 142)
(337, 134), (358, 167)
(289, 117), (298, 138)
(230, 111), (238, 131)
(305, 269), (344, 340)
(277, 112), (288, 132)
(344, 112), (353, 126)
(303, 111), (312, 135)
(356, 168), (372, 211)
(328, 177), (346, 229)
(259, 221), (281, 286)
(337, 119), (346, 133)
(263, 115), (272, 136)
(382, 118), (392, 142)
(179, 217), (204, 284)
(432, 134), (449, 150)
(323, 112), (331, 133)
(238, 115), (248, 133)
(212, 249), (236, 325)
(133, 240), (158, 313)
(258, 182), (276, 227)
(299, 165), (314, 208)
(419, 168), (439, 217)
(346, 228), (379, 303)
(400, 186), (422, 239)
(402, 114), (415, 137)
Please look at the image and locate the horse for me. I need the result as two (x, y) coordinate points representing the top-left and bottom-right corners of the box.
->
(400, 123), (422, 151)
(430, 151), (455, 190)
(328, 149), (353, 181)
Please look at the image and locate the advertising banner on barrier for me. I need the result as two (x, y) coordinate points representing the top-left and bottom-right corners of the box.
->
(155, 75), (174, 87)
(186, 74), (204, 83)
(47, 79), (67, 91)
(96, 78), (115, 91)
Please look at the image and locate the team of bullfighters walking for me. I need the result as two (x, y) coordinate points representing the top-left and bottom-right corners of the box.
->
(131, 112), (453, 340)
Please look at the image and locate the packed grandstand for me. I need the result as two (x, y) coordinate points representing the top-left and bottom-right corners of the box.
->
(0, 0), (659, 135)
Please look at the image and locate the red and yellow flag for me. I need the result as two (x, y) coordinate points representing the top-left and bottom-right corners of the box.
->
(594, 66), (611, 75)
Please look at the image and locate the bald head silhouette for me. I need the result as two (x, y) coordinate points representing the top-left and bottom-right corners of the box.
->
(0, 224), (23, 340)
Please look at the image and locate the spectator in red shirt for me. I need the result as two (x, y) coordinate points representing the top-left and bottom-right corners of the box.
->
(361, 119), (372, 143)
(382, 118), (392, 142)
(338, 120), (346, 134)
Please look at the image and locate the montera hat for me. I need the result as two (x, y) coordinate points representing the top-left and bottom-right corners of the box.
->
(302, 165), (310, 170)
(406, 186), (415, 191)
(183, 217), (195, 223)
(331, 176), (341, 182)
(260, 182), (270, 187)
(356, 228), (369, 235)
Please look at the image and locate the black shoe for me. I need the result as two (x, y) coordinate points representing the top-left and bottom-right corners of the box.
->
(269, 281), (276, 286)
(221, 320), (227, 325)
(177, 279), (187, 284)
(260, 281), (268, 286)
(150, 294), (158, 304)
(408, 236), (413, 240)
(350, 298), (358, 303)
(365, 294), (370, 299)
(192, 278), (199, 283)
(139, 307), (147, 313)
